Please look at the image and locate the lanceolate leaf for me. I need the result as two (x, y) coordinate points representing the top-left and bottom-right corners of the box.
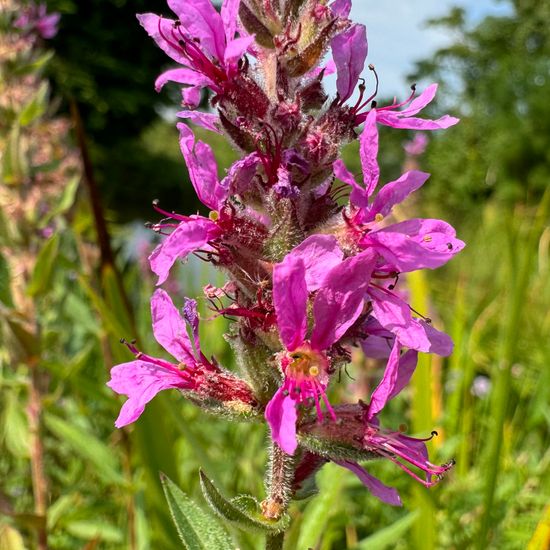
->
(199, 470), (289, 534)
(160, 474), (234, 550)
(0, 253), (13, 308)
(18, 82), (49, 127)
(27, 233), (60, 297)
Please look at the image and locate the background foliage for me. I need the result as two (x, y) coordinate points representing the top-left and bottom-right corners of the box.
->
(1, 0), (549, 549)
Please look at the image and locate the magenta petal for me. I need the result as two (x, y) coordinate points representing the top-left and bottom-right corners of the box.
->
(421, 321), (453, 356)
(107, 360), (188, 428)
(361, 334), (395, 359)
(330, 0), (352, 18)
(400, 83), (438, 117)
(265, 387), (298, 455)
(367, 340), (400, 419)
(225, 35), (255, 66)
(368, 342), (419, 420)
(365, 171), (430, 222)
(388, 349), (418, 401)
(307, 59), (337, 79)
(286, 235), (344, 291)
(360, 109), (380, 196)
(311, 251), (376, 350)
(331, 24), (368, 103)
(178, 123), (227, 210)
(333, 159), (369, 208)
(168, 0), (225, 60)
(366, 218), (464, 272)
(177, 111), (221, 133)
(221, 0), (240, 42)
(182, 86), (203, 108)
(151, 289), (196, 365)
(137, 14), (189, 65)
(273, 255), (308, 351)
(155, 68), (210, 92)
(337, 461), (402, 506)
(370, 287), (431, 352)
(149, 217), (218, 285)
(378, 112), (460, 131)
(221, 152), (261, 195)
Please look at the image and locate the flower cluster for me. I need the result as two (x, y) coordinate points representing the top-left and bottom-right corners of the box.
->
(108, 0), (463, 507)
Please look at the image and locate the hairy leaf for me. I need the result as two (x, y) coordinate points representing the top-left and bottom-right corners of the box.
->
(161, 473), (234, 550)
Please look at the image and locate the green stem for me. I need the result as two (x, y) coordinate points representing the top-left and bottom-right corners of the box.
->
(263, 443), (295, 550)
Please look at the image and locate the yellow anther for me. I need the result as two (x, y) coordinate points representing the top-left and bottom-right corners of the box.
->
(209, 211), (219, 221)
(177, 362), (187, 371)
(309, 366), (319, 377)
(423, 235), (432, 242)
(375, 213), (384, 223)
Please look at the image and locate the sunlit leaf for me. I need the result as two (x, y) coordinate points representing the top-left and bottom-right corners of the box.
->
(27, 234), (60, 297)
(199, 470), (289, 534)
(18, 82), (49, 127)
(161, 473), (234, 550)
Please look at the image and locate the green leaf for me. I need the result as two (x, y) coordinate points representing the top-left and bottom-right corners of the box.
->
(0, 522), (27, 550)
(199, 470), (289, 534)
(64, 520), (123, 543)
(0, 253), (13, 307)
(18, 82), (49, 127)
(27, 234), (60, 297)
(354, 511), (419, 549)
(39, 176), (80, 227)
(12, 50), (54, 77)
(1, 391), (29, 458)
(43, 413), (125, 486)
(160, 473), (234, 550)
(2, 124), (28, 185)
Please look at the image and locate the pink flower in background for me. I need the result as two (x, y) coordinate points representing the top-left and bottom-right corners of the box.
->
(15, 3), (60, 39)
(404, 133), (429, 156)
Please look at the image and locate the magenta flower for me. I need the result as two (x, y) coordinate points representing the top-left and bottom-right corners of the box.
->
(107, 289), (255, 427)
(148, 123), (264, 285)
(337, 341), (454, 506)
(355, 83), (460, 130)
(332, 121), (462, 354)
(138, 0), (253, 106)
(266, 236), (377, 454)
(15, 3), (60, 39)
(107, 289), (208, 427)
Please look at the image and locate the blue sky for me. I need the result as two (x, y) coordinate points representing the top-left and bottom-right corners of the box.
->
(346, 0), (512, 96)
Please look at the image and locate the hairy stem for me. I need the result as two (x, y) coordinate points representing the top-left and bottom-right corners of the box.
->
(263, 443), (296, 549)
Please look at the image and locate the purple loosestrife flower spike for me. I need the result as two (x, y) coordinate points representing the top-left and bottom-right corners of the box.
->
(15, 3), (60, 39)
(115, 0), (465, 512)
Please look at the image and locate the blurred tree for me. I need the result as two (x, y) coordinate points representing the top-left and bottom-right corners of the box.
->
(410, 0), (550, 215)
